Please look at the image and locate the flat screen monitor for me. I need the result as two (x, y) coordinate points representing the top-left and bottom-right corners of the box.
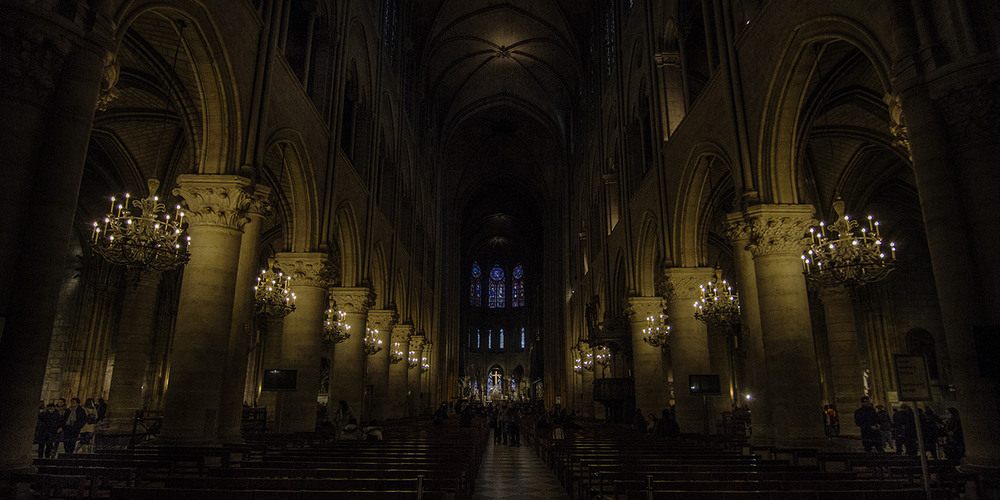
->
(688, 374), (721, 395)
(262, 369), (297, 391)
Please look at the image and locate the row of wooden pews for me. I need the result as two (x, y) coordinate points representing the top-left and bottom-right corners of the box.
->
(542, 422), (970, 500)
(14, 416), (486, 499)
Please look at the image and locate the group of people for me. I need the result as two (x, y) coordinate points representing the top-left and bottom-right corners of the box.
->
(853, 396), (965, 462)
(34, 397), (106, 458)
(632, 407), (681, 439)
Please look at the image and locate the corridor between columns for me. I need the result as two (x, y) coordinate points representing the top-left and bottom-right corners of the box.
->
(473, 438), (567, 499)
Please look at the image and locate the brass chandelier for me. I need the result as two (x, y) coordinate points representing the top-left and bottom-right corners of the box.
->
(802, 198), (897, 287)
(389, 341), (405, 364)
(408, 350), (420, 369)
(253, 260), (296, 318)
(322, 306), (350, 344)
(642, 312), (670, 347)
(693, 268), (741, 328)
(90, 179), (190, 272)
(363, 327), (383, 355)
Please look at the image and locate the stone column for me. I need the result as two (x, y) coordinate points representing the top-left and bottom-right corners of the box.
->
(580, 356), (596, 418)
(895, 78), (1000, 468)
(105, 270), (162, 433)
(328, 287), (374, 420)
(366, 309), (397, 422)
(663, 267), (715, 434)
(0, 5), (111, 469)
(217, 186), (270, 442)
(388, 323), (413, 419)
(628, 296), (670, 416)
(819, 286), (865, 435)
(654, 50), (686, 137)
(406, 334), (426, 417)
(273, 253), (328, 433)
(746, 204), (824, 443)
(159, 175), (251, 444)
(725, 213), (771, 440)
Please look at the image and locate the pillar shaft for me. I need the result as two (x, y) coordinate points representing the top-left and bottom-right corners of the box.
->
(0, 7), (110, 469)
(628, 296), (670, 416)
(273, 253), (328, 433)
(218, 187), (270, 442)
(328, 287), (373, 420)
(406, 336), (425, 417)
(726, 213), (771, 440)
(366, 309), (397, 422)
(820, 287), (864, 435)
(106, 271), (161, 433)
(388, 324), (413, 419)
(664, 268), (715, 434)
(160, 175), (251, 444)
(746, 204), (823, 443)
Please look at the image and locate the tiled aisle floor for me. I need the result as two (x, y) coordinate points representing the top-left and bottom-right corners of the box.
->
(472, 436), (569, 499)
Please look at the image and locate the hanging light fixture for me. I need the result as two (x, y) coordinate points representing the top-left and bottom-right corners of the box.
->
(253, 259), (295, 318)
(408, 350), (419, 369)
(90, 179), (190, 271)
(693, 268), (741, 327)
(420, 355), (430, 373)
(389, 342), (405, 364)
(802, 198), (897, 287)
(364, 327), (383, 355)
(594, 344), (611, 369)
(322, 306), (350, 344)
(642, 312), (670, 347)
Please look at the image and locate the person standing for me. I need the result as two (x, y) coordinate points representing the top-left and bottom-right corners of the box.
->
(894, 404), (918, 456)
(854, 396), (881, 453)
(943, 407), (965, 463)
(36, 404), (62, 458)
(58, 398), (87, 455)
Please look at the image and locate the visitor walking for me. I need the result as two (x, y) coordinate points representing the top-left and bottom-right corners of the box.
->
(854, 396), (881, 453)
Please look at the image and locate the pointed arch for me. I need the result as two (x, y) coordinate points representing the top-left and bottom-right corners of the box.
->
(114, 2), (241, 175)
(335, 201), (362, 286)
(757, 15), (892, 204)
(371, 241), (388, 307)
(262, 129), (321, 251)
(636, 211), (661, 296)
(674, 142), (735, 267)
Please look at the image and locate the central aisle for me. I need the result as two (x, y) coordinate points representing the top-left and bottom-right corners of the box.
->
(472, 438), (569, 499)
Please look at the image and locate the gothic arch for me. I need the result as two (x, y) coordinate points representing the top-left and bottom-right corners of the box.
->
(757, 15), (892, 204)
(673, 142), (734, 267)
(335, 201), (362, 287)
(262, 129), (320, 251)
(371, 241), (388, 308)
(113, 2), (241, 175)
(635, 211), (661, 297)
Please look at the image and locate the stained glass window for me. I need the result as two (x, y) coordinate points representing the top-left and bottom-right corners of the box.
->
(521, 327), (526, 349)
(512, 264), (525, 307)
(499, 329), (505, 350)
(488, 265), (505, 308)
(476, 329), (480, 349)
(488, 329), (492, 349)
(470, 262), (481, 306)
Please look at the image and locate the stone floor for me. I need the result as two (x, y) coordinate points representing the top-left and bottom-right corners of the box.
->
(472, 435), (568, 499)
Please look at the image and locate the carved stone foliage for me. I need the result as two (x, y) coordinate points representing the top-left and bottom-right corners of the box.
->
(392, 324), (414, 343)
(368, 309), (399, 333)
(627, 296), (665, 322)
(744, 206), (816, 258)
(654, 50), (681, 67)
(724, 213), (752, 244)
(0, 27), (71, 102)
(173, 175), (253, 231)
(248, 185), (273, 217)
(329, 286), (375, 315)
(935, 79), (1000, 146)
(274, 253), (329, 289)
(662, 268), (714, 301)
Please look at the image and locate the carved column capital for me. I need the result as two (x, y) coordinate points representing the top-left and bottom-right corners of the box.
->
(392, 323), (414, 343)
(818, 286), (851, 303)
(173, 175), (253, 231)
(329, 286), (375, 315)
(724, 212), (752, 243)
(248, 185), (273, 217)
(409, 333), (427, 351)
(627, 296), (665, 322)
(883, 93), (912, 161)
(274, 253), (329, 289)
(662, 267), (715, 301)
(744, 204), (816, 258)
(368, 309), (399, 333)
